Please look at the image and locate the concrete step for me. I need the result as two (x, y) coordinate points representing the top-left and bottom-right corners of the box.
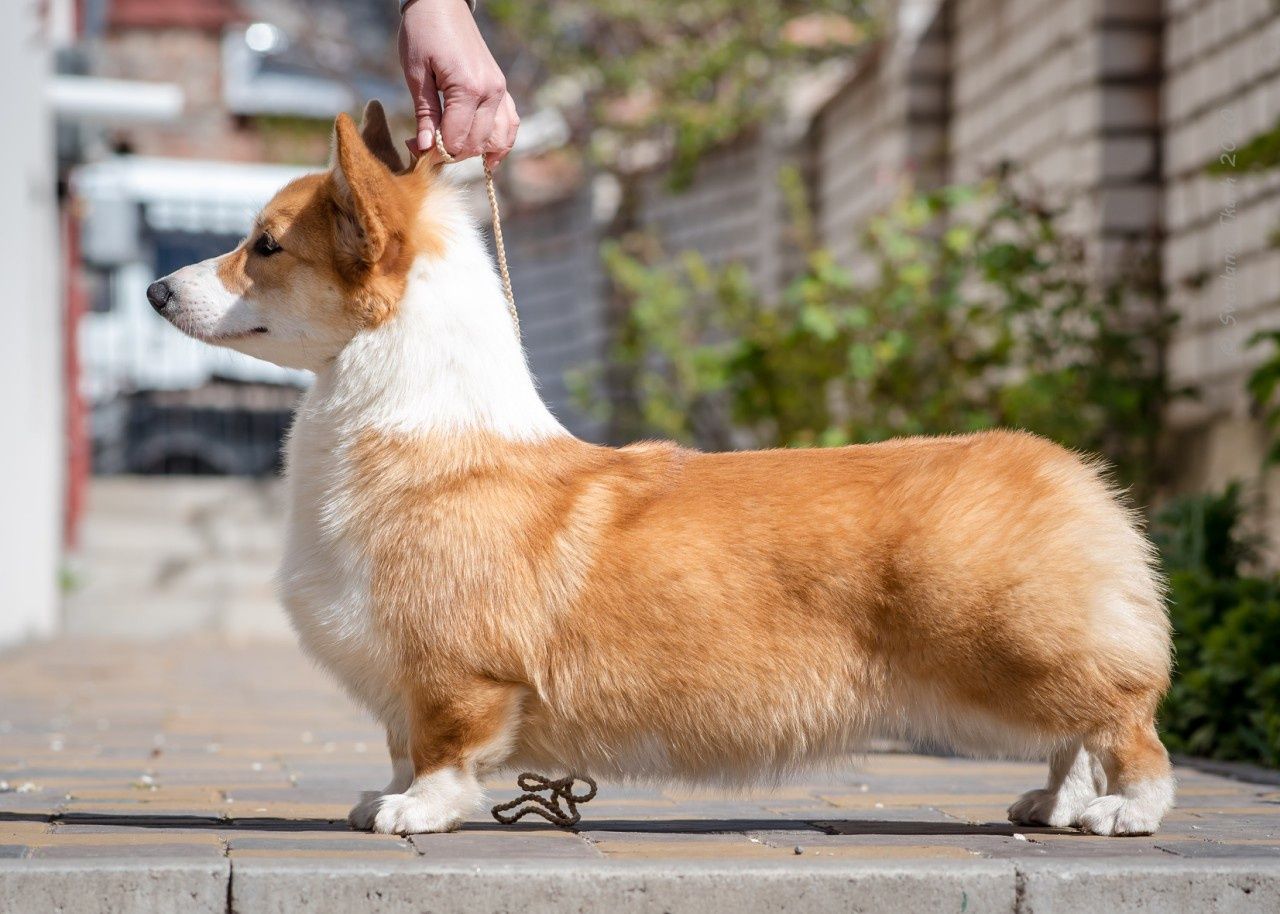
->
(2, 858), (1278, 914)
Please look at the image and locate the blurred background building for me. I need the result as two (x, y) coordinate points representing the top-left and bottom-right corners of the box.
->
(4, 0), (1279, 649)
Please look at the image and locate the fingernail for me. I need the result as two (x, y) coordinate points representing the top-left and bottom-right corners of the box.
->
(419, 130), (434, 150)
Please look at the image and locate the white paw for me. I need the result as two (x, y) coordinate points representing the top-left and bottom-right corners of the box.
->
(1078, 794), (1162, 836)
(1078, 777), (1174, 836)
(347, 791), (384, 830)
(1008, 787), (1087, 828)
(370, 792), (465, 835)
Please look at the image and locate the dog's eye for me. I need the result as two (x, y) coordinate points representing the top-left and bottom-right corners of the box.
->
(252, 232), (282, 257)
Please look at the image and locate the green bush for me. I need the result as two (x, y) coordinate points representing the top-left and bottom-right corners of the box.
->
(1156, 108), (1280, 767)
(585, 173), (1174, 497)
(1154, 485), (1280, 768)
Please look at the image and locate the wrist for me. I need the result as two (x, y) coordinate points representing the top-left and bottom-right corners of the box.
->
(400, 0), (474, 12)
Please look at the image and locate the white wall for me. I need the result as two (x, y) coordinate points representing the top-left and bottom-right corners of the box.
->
(0, 6), (63, 646)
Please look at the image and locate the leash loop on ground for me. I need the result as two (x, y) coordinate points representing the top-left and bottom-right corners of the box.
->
(490, 772), (598, 828)
(431, 130), (520, 341)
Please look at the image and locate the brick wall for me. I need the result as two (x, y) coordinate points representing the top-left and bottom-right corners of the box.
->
(502, 187), (608, 442)
(1162, 0), (1280, 500)
(736, 0), (1163, 321)
(812, 9), (951, 272)
(949, 0), (1099, 197)
(948, 0), (1163, 258)
(108, 0), (240, 30)
(632, 0), (1168, 280)
(636, 134), (793, 300)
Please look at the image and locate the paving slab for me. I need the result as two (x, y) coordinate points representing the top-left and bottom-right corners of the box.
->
(0, 637), (1278, 912)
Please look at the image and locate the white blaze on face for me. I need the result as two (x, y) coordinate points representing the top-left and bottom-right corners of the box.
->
(156, 257), (256, 344)
(154, 247), (357, 373)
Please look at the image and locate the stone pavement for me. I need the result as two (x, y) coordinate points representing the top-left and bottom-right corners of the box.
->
(64, 478), (292, 640)
(1, 638), (1278, 913)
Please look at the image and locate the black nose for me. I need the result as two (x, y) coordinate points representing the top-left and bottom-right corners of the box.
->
(147, 280), (172, 313)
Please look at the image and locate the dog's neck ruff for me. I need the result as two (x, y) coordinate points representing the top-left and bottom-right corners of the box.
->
(309, 202), (567, 443)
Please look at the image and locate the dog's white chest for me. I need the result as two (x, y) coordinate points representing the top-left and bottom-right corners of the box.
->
(276, 417), (397, 721)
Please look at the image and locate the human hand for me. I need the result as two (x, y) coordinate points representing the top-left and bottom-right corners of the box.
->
(398, 0), (519, 167)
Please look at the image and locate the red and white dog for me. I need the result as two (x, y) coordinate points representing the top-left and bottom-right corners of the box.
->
(151, 102), (1175, 836)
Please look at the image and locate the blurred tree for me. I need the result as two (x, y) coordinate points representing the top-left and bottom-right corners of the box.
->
(486, 0), (871, 185)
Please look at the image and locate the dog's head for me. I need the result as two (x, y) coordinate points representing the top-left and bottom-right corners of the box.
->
(149, 101), (441, 370)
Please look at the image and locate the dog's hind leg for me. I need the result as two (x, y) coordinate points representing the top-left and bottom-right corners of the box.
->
(1007, 741), (1102, 828)
(1079, 720), (1175, 836)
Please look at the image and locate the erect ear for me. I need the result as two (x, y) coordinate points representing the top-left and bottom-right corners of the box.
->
(330, 111), (398, 266)
(359, 100), (405, 173)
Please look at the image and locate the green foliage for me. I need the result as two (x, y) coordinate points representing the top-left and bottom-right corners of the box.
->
(592, 174), (1173, 494)
(486, 1), (871, 184)
(1206, 116), (1280, 174)
(1248, 329), (1280, 463)
(1155, 485), (1280, 767)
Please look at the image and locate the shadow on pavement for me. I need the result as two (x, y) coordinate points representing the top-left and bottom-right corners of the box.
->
(562, 818), (1067, 836)
(0, 809), (1069, 837)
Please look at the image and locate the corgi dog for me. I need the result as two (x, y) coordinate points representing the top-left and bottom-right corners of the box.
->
(149, 102), (1174, 837)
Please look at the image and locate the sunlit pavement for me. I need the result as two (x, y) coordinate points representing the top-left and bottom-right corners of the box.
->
(1, 638), (1277, 912)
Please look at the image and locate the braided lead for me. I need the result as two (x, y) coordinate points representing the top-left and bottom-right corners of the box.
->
(490, 772), (598, 828)
(432, 130), (520, 341)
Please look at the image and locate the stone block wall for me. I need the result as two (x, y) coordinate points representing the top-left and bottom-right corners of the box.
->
(947, 0), (1164, 257)
(502, 187), (608, 442)
(812, 9), (951, 274)
(1161, 0), (1280, 502)
(636, 134), (793, 301)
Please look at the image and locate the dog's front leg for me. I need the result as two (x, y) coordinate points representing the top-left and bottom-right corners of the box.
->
(364, 679), (521, 835)
(346, 728), (413, 829)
